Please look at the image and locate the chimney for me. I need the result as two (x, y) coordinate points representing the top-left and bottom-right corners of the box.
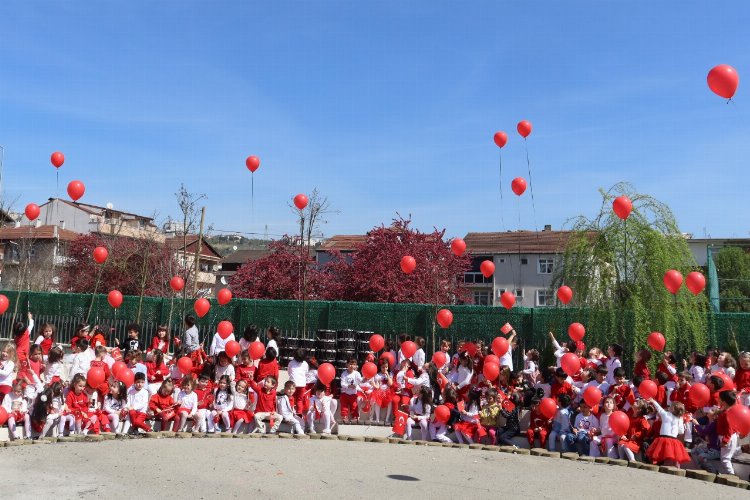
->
(543, 224), (552, 231)
(60, 221), (65, 230)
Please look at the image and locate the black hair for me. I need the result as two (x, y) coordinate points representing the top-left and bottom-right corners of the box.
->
(284, 380), (296, 391)
(264, 346), (277, 361)
(419, 385), (433, 409)
(693, 353), (707, 367)
(13, 321), (27, 337)
(632, 375), (644, 388)
(47, 346), (63, 365)
(596, 365), (608, 375)
(267, 326), (280, 341)
(29, 344), (41, 355)
(293, 348), (307, 363)
(347, 357), (357, 365)
(415, 336), (425, 347)
(265, 374), (278, 385)
(609, 344), (623, 357)
(107, 381), (127, 404)
(184, 315), (196, 327)
(466, 388), (481, 412)
(655, 371), (669, 385)
(134, 372), (146, 382)
(708, 374), (724, 390)
(719, 390), (737, 406)
(77, 338), (89, 350)
(199, 373), (210, 381)
(126, 323), (140, 334)
(31, 381), (63, 424)
(557, 393), (572, 408)
(152, 349), (165, 367)
(613, 367), (626, 378)
(243, 325), (258, 342)
(530, 397), (541, 407)
(554, 367), (567, 379)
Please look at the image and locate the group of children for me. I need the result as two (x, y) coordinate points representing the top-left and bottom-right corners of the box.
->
(1, 315), (748, 477)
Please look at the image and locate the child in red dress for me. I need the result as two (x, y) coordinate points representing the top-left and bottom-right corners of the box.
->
(617, 400), (651, 461)
(646, 399), (690, 467)
(149, 379), (177, 432)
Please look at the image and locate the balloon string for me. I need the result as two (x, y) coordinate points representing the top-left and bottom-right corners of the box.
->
(251, 173), (255, 232)
(524, 138), (545, 291)
(499, 152), (505, 230)
(516, 195), (521, 291)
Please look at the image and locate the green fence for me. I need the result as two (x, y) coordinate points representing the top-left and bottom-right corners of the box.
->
(0, 291), (747, 365)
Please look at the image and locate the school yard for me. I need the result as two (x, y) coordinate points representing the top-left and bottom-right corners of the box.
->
(0, 437), (745, 498)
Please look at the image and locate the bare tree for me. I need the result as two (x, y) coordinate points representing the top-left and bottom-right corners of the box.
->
(175, 184), (207, 310)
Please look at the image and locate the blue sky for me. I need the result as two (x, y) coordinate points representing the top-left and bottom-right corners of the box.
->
(1, 1), (749, 240)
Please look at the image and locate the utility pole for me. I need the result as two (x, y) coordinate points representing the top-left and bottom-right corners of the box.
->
(0, 145), (5, 200)
(193, 206), (206, 297)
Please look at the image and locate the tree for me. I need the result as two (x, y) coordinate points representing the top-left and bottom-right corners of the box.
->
(173, 184), (207, 300)
(554, 182), (709, 359)
(713, 247), (750, 312)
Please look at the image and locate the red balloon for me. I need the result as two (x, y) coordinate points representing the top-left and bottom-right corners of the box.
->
(688, 383), (710, 408)
(318, 362), (336, 385)
(67, 180), (85, 201)
(561, 352), (580, 377)
(400, 255), (416, 274)
(249, 341), (266, 360)
(435, 404), (450, 424)
(401, 340), (417, 359)
(217, 320), (234, 340)
(511, 177), (527, 196)
(107, 290), (123, 309)
(612, 196), (633, 220)
(491, 337), (509, 357)
(484, 354), (500, 366)
(117, 367), (135, 386)
(245, 155), (260, 173)
(707, 64), (739, 99)
(568, 322), (585, 342)
(500, 291), (515, 310)
(194, 298), (210, 318)
(432, 351), (447, 368)
(0, 407), (7, 426)
(727, 404), (750, 436)
(25, 203), (40, 221)
(647, 332), (665, 352)
(480, 260), (495, 278)
(51, 151), (65, 168)
(177, 356), (193, 375)
(294, 194), (308, 210)
(362, 361), (377, 379)
(170, 276), (185, 292)
(436, 309), (453, 329)
(380, 351), (396, 369)
(539, 397), (557, 419)
(582, 386), (602, 408)
(369, 334), (384, 352)
(93, 246), (108, 264)
(111, 361), (126, 378)
(557, 286), (573, 305)
(608, 410), (630, 436)
(0, 295), (8, 315)
(87, 367), (106, 388)
(716, 372), (735, 392)
(663, 270), (683, 295)
(517, 120), (532, 138)
(493, 131), (508, 148)
(217, 288), (232, 305)
(451, 238), (466, 256)
(685, 272), (706, 295)
(639, 379), (658, 400)
(483, 361), (500, 381)
(225, 340), (241, 358)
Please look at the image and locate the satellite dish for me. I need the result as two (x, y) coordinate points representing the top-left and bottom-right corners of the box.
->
(106, 202), (114, 209)
(220, 277), (227, 285)
(232, 245), (238, 251)
(52, 276), (60, 285)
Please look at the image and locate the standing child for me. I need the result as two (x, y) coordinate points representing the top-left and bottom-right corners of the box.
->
(103, 381), (127, 433)
(605, 344), (623, 386)
(249, 376), (282, 434)
(716, 391), (742, 475)
(12, 312), (34, 365)
(633, 349), (651, 380)
(122, 323), (142, 361)
(175, 378), (198, 432)
(277, 381), (305, 434)
(211, 375), (234, 432)
(405, 386), (432, 441)
(339, 358), (363, 424)
(646, 398), (690, 467)
(254, 347), (279, 382)
(126, 372), (152, 434)
(454, 352), (474, 401)
(287, 350), (309, 416)
(229, 379), (254, 434)
(307, 384), (335, 434)
(2, 381), (31, 440)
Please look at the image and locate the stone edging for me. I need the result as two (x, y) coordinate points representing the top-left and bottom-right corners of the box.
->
(0, 433), (747, 491)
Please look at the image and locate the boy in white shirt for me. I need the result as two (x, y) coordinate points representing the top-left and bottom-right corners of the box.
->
(125, 372), (152, 433)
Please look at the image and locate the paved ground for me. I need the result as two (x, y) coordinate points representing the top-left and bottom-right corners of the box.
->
(0, 439), (744, 499)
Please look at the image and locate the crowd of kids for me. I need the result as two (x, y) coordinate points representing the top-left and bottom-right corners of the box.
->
(1, 314), (749, 477)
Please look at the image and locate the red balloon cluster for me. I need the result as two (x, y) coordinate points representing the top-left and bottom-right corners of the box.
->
(511, 177), (527, 196)
(484, 354), (500, 366)
(663, 270), (683, 295)
(245, 155), (260, 173)
(707, 64), (739, 99)
(436, 309), (453, 329)
(111, 361), (127, 378)
(480, 260), (495, 278)
(194, 298), (210, 317)
(556, 286), (573, 305)
(107, 290), (123, 309)
(294, 194), (308, 210)
(500, 291), (515, 310)
(568, 322), (585, 342)
(517, 120), (532, 138)
(217, 288), (232, 305)
(647, 332), (665, 352)
(686, 272), (706, 295)
(25, 203), (40, 221)
(400, 255), (416, 274)
(170, 276), (185, 292)
(318, 362), (336, 385)
(451, 238), (466, 256)
(612, 196), (633, 220)
(493, 131), (508, 148)
(67, 180), (85, 202)
(51, 151), (65, 168)
(362, 362), (377, 379)
(369, 334), (384, 352)
(93, 246), (108, 264)
(217, 320), (234, 339)
(491, 336), (509, 357)
(249, 341), (266, 360)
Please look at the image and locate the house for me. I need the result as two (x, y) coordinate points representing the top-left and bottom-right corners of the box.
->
(316, 234), (367, 265)
(0, 224), (80, 291)
(463, 227), (576, 307)
(32, 198), (164, 242)
(687, 237), (750, 267)
(215, 248), (272, 286)
(165, 236), (223, 294)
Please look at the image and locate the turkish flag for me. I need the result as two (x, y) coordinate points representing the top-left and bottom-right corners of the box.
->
(438, 372), (449, 390)
(111, 348), (123, 362)
(392, 410), (409, 435)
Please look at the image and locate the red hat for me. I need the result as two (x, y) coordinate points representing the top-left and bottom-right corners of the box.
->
(576, 341), (586, 351)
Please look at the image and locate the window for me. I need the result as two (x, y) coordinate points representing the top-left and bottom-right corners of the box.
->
(498, 288), (523, 298)
(520, 258), (528, 265)
(538, 258), (554, 274)
(536, 289), (554, 307)
(473, 291), (491, 306)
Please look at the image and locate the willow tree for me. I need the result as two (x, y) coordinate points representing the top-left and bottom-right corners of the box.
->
(553, 182), (709, 361)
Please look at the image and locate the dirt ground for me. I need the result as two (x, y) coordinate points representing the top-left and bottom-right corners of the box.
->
(0, 438), (744, 499)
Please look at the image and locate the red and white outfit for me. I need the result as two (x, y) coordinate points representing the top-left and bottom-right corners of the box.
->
(605, 357), (621, 386)
(405, 397), (431, 440)
(526, 409), (552, 448)
(339, 369), (363, 420)
(149, 392), (177, 432)
(591, 411), (619, 458)
(2, 391), (31, 439)
(453, 403), (486, 444)
(175, 389), (198, 432)
(646, 401), (690, 464)
(34, 334), (53, 358)
(45, 361), (64, 385)
(0, 360), (16, 401)
(103, 394), (126, 433)
(307, 393), (334, 433)
(192, 385), (214, 433)
(617, 416), (650, 462)
(65, 389), (90, 433)
(229, 389), (254, 433)
(287, 359), (310, 414)
(126, 386), (152, 433)
(734, 366), (750, 406)
(277, 393), (304, 434)
(454, 365), (473, 400)
(211, 388), (234, 432)
(148, 336), (169, 355)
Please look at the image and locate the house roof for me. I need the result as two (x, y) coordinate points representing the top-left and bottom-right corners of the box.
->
(221, 248), (272, 265)
(43, 198), (155, 221)
(165, 236), (222, 260)
(0, 224), (80, 242)
(463, 230), (580, 254)
(319, 235), (368, 251)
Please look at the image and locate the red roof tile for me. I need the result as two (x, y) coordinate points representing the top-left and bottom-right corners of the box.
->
(320, 235), (368, 251)
(0, 225), (80, 242)
(463, 230), (581, 254)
